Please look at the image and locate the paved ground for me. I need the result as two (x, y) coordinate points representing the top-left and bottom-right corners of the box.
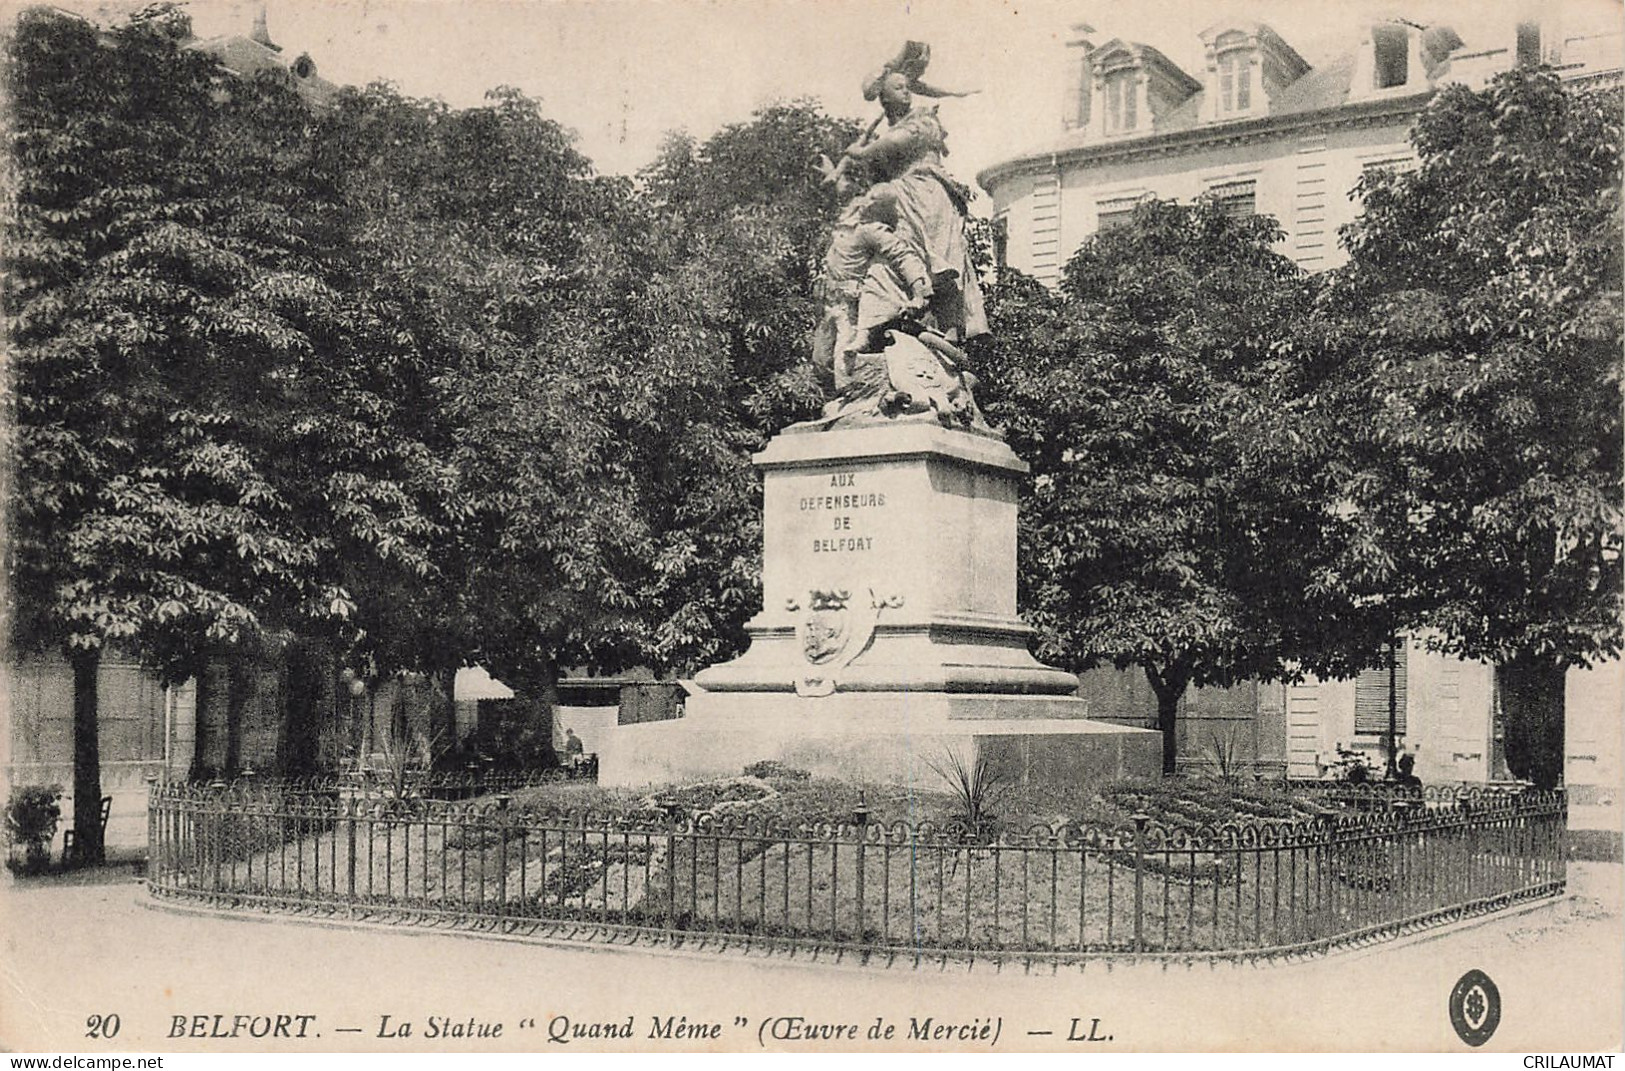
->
(1, 868), (1620, 1054)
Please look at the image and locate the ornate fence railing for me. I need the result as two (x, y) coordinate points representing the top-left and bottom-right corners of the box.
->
(146, 782), (1565, 964)
(1282, 780), (1533, 808)
(168, 767), (596, 800)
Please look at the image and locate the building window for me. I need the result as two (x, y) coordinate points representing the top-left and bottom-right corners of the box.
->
(1516, 21), (1542, 67)
(1361, 156), (1416, 186)
(1206, 180), (1256, 219)
(1216, 45), (1251, 113)
(1372, 25), (1409, 89)
(1354, 642), (1408, 736)
(992, 214), (1009, 269)
(1103, 69), (1138, 133)
(1096, 197), (1141, 231)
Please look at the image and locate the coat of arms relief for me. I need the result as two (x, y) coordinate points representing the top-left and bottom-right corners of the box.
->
(785, 587), (904, 696)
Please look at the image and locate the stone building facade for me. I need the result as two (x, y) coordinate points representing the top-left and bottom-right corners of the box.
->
(981, 9), (1621, 283)
(979, 7), (1622, 783)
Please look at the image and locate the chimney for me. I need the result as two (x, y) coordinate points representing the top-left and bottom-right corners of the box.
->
(1064, 22), (1097, 130)
(251, 6), (281, 52)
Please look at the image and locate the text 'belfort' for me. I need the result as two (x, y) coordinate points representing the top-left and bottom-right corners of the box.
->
(800, 472), (884, 553)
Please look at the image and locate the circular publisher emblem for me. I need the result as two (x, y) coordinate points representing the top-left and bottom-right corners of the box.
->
(1449, 969), (1501, 1047)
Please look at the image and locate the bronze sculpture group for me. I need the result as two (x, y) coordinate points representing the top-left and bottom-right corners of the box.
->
(805, 42), (990, 431)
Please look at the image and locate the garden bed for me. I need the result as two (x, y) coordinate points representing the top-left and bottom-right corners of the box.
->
(163, 769), (1560, 957)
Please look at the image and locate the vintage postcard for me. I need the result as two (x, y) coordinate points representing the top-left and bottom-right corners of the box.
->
(2, 0), (1621, 1057)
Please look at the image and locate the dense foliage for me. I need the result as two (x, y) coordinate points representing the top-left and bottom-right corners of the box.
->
(979, 201), (1339, 772)
(3, 7), (860, 819)
(4, 8), (457, 850)
(5, 3), (1613, 811)
(1307, 69), (1623, 785)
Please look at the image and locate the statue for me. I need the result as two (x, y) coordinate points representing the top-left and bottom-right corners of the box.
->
(802, 42), (991, 432)
(811, 183), (932, 393)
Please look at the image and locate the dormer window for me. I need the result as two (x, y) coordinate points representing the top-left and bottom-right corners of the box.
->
(1103, 67), (1138, 133)
(1217, 45), (1252, 113)
(1087, 40), (1200, 140)
(1372, 25), (1410, 88)
(1198, 22), (1307, 124)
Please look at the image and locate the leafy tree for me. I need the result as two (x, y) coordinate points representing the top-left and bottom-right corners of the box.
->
(3, 8), (449, 839)
(323, 83), (661, 721)
(304, 83), (592, 743)
(622, 103), (862, 674)
(328, 97), (864, 715)
(1318, 68), (1622, 787)
(978, 200), (1335, 774)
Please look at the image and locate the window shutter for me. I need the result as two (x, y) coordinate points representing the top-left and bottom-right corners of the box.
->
(1207, 180), (1256, 219)
(1096, 196), (1142, 232)
(1354, 642), (1408, 735)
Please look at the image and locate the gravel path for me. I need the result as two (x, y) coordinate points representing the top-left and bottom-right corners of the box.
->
(1, 869), (1618, 1053)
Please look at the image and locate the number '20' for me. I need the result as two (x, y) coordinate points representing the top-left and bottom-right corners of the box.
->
(86, 1013), (121, 1039)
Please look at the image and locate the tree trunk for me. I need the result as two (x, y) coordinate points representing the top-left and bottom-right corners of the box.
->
(433, 661), (459, 762)
(189, 659), (213, 781)
(1144, 663), (1191, 777)
(225, 657), (250, 776)
(1498, 654), (1566, 790)
(533, 659), (561, 769)
(69, 646), (104, 866)
(278, 641), (321, 777)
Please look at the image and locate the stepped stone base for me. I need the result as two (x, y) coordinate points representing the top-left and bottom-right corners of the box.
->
(597, 423), (1160, 792)
(598, 692), (1161, 789)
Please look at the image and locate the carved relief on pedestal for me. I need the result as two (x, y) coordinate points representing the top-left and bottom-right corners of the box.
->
(785, 587), (904, 697)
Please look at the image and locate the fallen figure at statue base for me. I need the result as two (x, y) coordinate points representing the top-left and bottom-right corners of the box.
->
(791, 319), (995, 434)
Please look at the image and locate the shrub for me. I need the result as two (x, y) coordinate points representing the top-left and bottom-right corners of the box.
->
(6, 785), (63, 874)
(741, 760), (811, 782)
(661, 779), (773, 812)
(923, 745), (1011, 838)
(438, 710), (556, 773)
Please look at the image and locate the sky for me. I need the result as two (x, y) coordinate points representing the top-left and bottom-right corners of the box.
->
(32, 0), (1623, 184)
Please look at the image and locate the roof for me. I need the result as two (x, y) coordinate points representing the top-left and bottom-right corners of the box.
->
(976, 15), (1625, 192)
(980, 48), (1368, 190)
(187, 32), (337, 103)
(1091, 38), (1204, 95)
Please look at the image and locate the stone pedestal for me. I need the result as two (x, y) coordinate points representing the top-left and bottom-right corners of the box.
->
(599, 420), (1160, 788)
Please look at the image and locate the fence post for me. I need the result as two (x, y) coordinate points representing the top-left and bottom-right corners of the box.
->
(853, 793), (870, 944)
(497, 794), (511, 926)
(209, 781), (227, 892)
(1132, 813), (1149, 955)
(664, 803), (681, 931)
(346, 797), (357, 910)
(1459, 799), (1474, 902)
(145, 775), (158, 881)
(1556, 793), (1568, 890)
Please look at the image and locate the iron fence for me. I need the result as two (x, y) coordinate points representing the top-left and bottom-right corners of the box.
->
(174, 767), (595, 800)
(147, 782), (1565, 964)
(1282, 780), (1533, 807)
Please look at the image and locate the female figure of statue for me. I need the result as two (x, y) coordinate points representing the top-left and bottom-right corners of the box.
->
(836, 45), (987, 344)
(801, 42), (989, 431)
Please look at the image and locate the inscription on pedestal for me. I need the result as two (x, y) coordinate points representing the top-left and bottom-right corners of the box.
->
(691, 427), (1079, 698)
(799, 471), (886, 554)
